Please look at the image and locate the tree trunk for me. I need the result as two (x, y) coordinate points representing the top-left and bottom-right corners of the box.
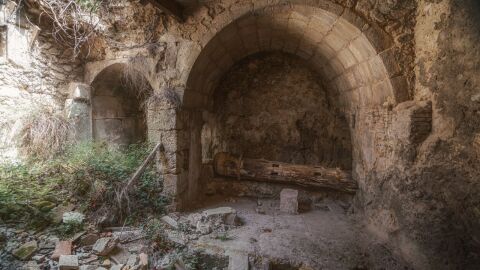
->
(213, 152), (357, 193)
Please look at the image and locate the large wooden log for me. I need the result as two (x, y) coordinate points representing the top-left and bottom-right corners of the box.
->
(213, 152), (357, 193)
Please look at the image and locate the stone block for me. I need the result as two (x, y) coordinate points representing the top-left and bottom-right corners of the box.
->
(110, 246), (131, 265)
(349, 35), (376, 61)
(364, 25), (393, 53)
(139, 253), (148, 269)
(317, 0), (344, 15)
(379, 48), (402, 77)
(202, 206), (238, 225)
(227, 251), (249, 270)
(368, 56), (388, 82)
(390, 76), (410, 103)
(160, 215), (179, 229)
(79, 234), (99, 247)
(393, 100), (432, 144)
(280, 189), (299, 214)
(323, 30), (349, 52)
(338, 48), (357, 69)
(92, 237), (118, 256)
(7, 25), (31, 68)
(68, 83), (91, 102)
(58, 255), (79, 270)
(13, 241), (38, 261)
(163, 174), (180, 197)
(51, 241), (72, 261)
(341, 9), (368, 31)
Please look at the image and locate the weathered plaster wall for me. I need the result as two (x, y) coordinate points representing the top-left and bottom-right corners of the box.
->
(205, 52), (352, 169)
(0, 2), (82, 160)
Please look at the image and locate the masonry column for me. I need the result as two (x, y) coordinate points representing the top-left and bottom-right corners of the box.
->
(64, 82), (92, 141)
(147, 90), (189, 211)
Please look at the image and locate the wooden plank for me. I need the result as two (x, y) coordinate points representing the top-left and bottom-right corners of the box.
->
(143, 0), (183, 22)
(214, 152), (358, 193)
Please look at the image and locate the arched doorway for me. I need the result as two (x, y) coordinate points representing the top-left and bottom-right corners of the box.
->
(175, 4), (409, 208)
(90, 63), (153, 146)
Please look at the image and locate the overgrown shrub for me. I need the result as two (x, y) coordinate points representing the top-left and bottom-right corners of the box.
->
(0, 142), (167, 227)
(18, 107), (73, 160)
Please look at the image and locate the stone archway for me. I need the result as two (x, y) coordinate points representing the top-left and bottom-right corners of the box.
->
(90, 63), (153, 146)
(166, 3), (410, 209)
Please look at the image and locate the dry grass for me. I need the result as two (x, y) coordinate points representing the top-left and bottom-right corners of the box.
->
(19, 108), (73, 159)
(23, 0), (102, 58)
(122, 55), (153, 102)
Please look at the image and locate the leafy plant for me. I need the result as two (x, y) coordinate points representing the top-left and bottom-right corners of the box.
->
(0, 142), (167, 227)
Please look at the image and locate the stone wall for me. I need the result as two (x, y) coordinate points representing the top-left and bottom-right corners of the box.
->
(0, 2), (82, 160)
(5, 0), (480, 268)
(204, 52), (352, 169)
(358, 0), (480, 268)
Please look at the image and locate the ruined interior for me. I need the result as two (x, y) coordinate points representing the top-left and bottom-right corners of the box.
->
(1, 0), (480, 269)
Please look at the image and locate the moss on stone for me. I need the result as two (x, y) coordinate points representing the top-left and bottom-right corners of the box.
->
(12, 241), (38, 260)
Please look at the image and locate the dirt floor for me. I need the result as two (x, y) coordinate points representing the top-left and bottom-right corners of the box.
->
(182, 197), (411, 270)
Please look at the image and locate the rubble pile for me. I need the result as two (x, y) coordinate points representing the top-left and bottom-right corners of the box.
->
(0, 225), (150, 270)
(1, 207), (242, 270)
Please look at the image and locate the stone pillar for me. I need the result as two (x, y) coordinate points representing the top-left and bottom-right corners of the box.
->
(64, 83), (92, 142)
(146, 90), (189, 211)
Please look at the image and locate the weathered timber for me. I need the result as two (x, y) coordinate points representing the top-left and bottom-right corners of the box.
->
(117, 143), (164, 211)
(213, 152), (357, 193)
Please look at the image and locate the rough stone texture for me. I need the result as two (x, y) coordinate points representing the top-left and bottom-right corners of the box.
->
(51, 241), (72, 261)
(358, 0), (480, 268)
(0, 2), (82, 161)
(280, 189), (299, 215)
(13, 241), (38, 261)
(92, 237), (118, 256)
(202, 206), (237, 226)
(4, 0), (480, 268)
(203, 53), (352, 169)
(58, 255), (79, 270)
(227, 251), (249, 270)
(65, 83), (92, 142)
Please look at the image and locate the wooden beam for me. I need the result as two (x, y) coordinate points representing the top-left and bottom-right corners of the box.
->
(143, 0), (183, 22)
(214, 152), (358, 193)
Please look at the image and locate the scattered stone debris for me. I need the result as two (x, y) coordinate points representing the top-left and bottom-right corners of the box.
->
(92, 237), (118, 256)
(13, 240), (38, 260)
(160, 215), (179, 229)
(79, 233), (99, 247)
(58, 254), (79, 270)
(280, 189), (299, 214)
(52, 241), (73, 260)
(110, 246), (131, 265)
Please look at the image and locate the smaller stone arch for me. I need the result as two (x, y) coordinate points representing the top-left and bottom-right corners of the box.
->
(89, 63), (153, 146)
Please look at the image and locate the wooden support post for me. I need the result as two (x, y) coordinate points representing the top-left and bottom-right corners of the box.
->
(213, 152), (358, 193)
